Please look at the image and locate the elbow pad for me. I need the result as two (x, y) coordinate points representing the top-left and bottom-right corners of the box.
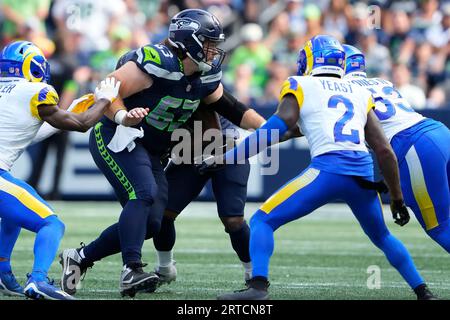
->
(208, 90), (249, 126)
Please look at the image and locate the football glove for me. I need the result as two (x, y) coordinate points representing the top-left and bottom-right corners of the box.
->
(195, 155), (225, 175)
(67, 94), (95, 114)
(95, 77), (121, 103)
(390, 199), (410, 227)
(354, 177), (389, 194)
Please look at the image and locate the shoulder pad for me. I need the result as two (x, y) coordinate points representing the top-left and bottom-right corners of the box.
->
(132, 44), (184, 81)
(279, 76), (304, 108)
(116, 50), (136, 69)
(30, 84), (60, 120)
(200, 65), (222, 85)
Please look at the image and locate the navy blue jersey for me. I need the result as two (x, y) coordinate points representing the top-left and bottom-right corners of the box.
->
(115, 44), (222, 154)
(219, 116), (240, 139)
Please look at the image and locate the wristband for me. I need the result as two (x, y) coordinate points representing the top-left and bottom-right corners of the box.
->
(114, 109), (127, 125)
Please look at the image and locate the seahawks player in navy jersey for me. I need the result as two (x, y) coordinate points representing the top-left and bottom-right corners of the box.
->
(59, 9), (266, 297)
(153, 112), (252, 286)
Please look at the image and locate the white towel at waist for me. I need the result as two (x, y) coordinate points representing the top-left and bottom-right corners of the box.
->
(107, 125), (144, 153)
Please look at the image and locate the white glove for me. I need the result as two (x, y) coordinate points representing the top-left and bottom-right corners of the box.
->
(94, 77), (121, 103)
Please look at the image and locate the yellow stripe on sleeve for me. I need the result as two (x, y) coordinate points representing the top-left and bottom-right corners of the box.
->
(279, 78), (304, 110)
(29, 85), (60, 120)
(0, 176), (54, 219)
(405, 146), (438, 230)
(260, 168), (320, 214)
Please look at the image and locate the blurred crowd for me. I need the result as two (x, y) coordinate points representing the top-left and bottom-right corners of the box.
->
(0, 0), (448, 199)
(0, 0), (449, 111)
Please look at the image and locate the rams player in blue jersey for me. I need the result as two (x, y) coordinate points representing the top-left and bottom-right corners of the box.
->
(343, 44), (450, 253)
(59, 9), (267, 297)
(0, 41), (122, 299)
(201, 35), (436, 300)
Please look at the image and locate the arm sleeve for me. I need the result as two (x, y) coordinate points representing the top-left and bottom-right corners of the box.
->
(224, 114), (289, 164)
(207, 89), (249, 126)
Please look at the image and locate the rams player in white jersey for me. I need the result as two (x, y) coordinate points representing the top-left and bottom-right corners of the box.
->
(344, 44), (450, 253)
(0, 41), (121, 300)
(201, 35), (436, 300)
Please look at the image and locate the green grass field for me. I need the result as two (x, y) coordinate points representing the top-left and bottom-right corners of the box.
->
(1, 201), (449, 300)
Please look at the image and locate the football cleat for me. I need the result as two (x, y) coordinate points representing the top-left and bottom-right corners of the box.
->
(217, 277), (269, 300)
(120, 263), (160, 298)
(24, 275), (74, 300)
(0, 271), (24, 296)
(59, 246), (93, 295)
(415, 284), (438, 300)
(155, 260), (177, 287)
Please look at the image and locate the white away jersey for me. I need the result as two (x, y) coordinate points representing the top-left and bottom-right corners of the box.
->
(0, 78), (59, 171)
(346, 76), (425, 141)
(279, 76), (374, 158)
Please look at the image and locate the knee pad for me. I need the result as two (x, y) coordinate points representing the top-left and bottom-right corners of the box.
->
(223, 217), (246, 233)
(135, 185), (158, 204)
(146, 217), (162, 239)
(250, 210), (268, 229)
(43, 215), (65, 236)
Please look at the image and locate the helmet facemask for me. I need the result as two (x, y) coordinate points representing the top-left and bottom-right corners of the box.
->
(193, 38), (225, 72)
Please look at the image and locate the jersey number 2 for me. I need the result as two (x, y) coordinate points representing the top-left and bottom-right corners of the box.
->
(328, 95), (360, 144)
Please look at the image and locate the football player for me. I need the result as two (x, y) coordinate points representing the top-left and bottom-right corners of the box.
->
(153, 107), (300, 286)
(0, 41), (122, 300)
(343, 44), (450, 253)
(152, 110), (252, 286)
(202, 35), (436, 300)
(59, 8), (267, 298)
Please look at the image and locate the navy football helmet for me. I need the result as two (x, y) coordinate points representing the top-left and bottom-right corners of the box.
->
(168, 9), (225, 72)
(0, 41), (50, 83)
(297, 35), (345, 78)
(343, 44), (367, 78)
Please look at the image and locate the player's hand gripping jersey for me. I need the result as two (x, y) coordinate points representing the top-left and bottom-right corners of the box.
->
(280, 76), (374, 157)
(0, 78), (59, 170)
(346, 77), (425, 141)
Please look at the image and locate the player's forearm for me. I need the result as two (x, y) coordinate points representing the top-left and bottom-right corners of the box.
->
(48, 99), (110, 132)
(73, 99), (111, 131)
(280, 125), (303, 142)
(239, 109), (266, 130)
(375, 148), (403, 201)
(104, 96), (126, 122)
(224, 114), (288, 163)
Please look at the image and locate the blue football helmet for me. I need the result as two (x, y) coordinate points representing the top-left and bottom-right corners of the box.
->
(0, 41), (50, 83)
(343, 44), (367, 78)
(297, 35), (345, 78)
(168, 9), (226, 72)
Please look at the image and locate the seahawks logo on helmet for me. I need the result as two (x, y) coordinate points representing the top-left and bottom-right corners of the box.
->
(173, 18), (201, 32)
